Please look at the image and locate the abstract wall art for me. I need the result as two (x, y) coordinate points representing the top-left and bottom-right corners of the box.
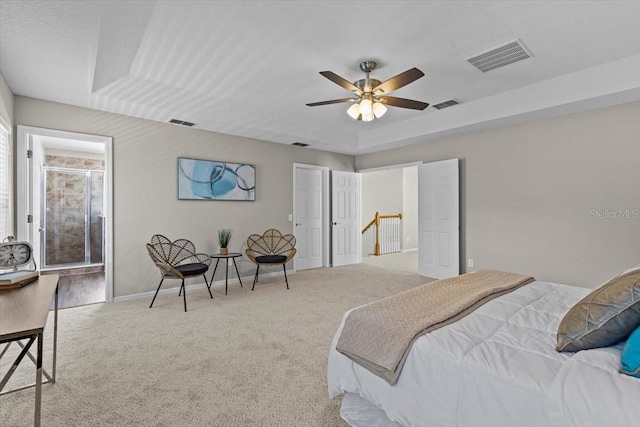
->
(178, 157), (255, 201)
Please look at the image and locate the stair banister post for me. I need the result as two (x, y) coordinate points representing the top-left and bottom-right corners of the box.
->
(374, 211), (381, 256)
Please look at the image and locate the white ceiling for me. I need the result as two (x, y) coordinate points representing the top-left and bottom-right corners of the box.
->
(1, 1), (639, 155)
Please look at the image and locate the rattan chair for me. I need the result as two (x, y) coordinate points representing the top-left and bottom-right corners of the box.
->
(146, 234), (212, 312)
(245, 229), (296, 290)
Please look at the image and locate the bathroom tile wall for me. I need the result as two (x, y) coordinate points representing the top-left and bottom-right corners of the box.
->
(45, 156), (104, 171)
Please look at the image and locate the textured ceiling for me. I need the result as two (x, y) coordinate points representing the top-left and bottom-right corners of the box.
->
(1, 1), (639, 155)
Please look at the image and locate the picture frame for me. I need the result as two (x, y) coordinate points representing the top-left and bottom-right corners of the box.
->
(177, 157), (255, 201)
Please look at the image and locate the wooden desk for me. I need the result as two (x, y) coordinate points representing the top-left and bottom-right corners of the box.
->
(0, 274), (59, 427)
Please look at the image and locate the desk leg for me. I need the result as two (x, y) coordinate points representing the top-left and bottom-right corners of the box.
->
(53, 283), (58, 383)
(232, 258), (243, 288)
(35, 332), (43, 427)
(0, 336), (36, 392)
(225, 261), (229, 295)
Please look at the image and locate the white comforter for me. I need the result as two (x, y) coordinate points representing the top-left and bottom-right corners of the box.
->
(328, 281), (640, 427)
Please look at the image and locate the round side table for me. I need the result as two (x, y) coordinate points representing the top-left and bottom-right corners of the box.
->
(209, 253), (243, 295)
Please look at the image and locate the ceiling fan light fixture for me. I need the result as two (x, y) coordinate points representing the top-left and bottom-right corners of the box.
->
(361, 111), (375, 122)
(372, 102), (387, 118)
(347, 103), (361, 120)
(359, 98), (373, 115)
(309, 60), (427, 122)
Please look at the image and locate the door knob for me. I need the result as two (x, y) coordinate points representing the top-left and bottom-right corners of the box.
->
(295, 223), (302, 226)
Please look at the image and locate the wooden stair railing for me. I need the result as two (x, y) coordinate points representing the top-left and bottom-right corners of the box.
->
(361, 212), (402, 256)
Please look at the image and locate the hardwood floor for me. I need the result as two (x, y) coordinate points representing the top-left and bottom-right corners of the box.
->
(42, 267), (105, 309)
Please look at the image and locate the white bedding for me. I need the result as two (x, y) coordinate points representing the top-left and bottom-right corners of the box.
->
(328, 281), (640, 427)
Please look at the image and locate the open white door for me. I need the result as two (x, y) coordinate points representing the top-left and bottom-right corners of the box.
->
(294, 166), (324, 270)
(16, 132), (43, 270)
(332, 171), (361, 267)
(418, 159), (459, 279)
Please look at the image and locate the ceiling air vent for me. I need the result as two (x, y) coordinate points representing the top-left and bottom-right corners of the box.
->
(168, 118), (196, 127)
(292, 142), (309, 147)
(432, 99), (461, 110)
(466, 39), (532, 73)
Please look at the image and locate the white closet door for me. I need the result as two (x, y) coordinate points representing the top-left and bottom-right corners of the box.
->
(295, 167), (324, 270)
(332, 171), (361, 267)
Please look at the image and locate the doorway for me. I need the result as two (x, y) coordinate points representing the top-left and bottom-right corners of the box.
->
(360, 162), (420, 271)
(16, 126), (113, 306)
(359, 160), (460, 279)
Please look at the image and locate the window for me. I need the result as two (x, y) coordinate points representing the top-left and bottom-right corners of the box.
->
(0, 119), (11, 241)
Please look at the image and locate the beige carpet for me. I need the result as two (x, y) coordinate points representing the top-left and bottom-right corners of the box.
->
(1, 263), (429, 426)
(362, 251), (418, 274)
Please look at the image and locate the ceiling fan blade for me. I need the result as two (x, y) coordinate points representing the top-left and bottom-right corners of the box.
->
(373, 68), (425, 94)
(319, 71), (361, 94)
(378, 96), (429, 110)
(306, 98), (357, 107)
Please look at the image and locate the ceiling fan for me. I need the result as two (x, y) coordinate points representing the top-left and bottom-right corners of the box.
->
(306, 60), (429, 122)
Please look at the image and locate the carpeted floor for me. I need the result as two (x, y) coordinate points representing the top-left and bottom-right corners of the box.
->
(362, 251), (418, 274)
(1, 262), (429, 426)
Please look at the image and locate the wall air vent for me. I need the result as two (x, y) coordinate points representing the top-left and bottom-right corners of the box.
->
(432, 99), (461, 110)
(466, 39), (532, 73)
(168, 119), (196, 127)
(292, 142), (309, 147)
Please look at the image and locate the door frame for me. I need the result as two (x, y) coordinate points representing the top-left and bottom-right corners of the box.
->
(357, 161), (423, 174)
(292, 163), (330, 270)
(16, 126), (114, 302)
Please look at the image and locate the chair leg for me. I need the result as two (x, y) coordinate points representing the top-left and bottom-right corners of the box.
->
(283, 264), (289, 290)
(181, 279), (187, 312)
(150, 277), (165, 308)
(252, 265), (260, 291)
(204, 274), (213, 299)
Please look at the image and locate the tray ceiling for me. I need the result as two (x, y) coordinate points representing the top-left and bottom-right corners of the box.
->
(1, 1), (639, 155)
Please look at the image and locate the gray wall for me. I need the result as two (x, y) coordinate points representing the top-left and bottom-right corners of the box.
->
(357, 101), (640, 288)
(14, 96), (355, 298)
(9, 90), (640, 292)
(361, 168), (403, 228)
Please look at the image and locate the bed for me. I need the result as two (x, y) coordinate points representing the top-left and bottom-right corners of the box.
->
(328, 278), (640, 427)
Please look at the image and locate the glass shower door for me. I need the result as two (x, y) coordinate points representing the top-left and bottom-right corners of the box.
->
(42, 168), (104, 267)
(89, 171), (104, 264)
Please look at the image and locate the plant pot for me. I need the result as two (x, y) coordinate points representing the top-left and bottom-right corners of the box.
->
(220, 248), (229, 255)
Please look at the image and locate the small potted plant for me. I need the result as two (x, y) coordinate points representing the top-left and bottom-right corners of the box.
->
(218, 229), (233, 255)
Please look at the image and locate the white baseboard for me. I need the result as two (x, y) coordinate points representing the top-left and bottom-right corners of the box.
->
(402, 248), (418, 253)
(113, 269), (295, 303)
